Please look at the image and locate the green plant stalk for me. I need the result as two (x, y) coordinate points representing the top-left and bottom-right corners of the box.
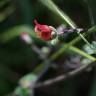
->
(84, 1), (96, 96)
(39, 0), (95, 52)
(33, 45), (96, 74)
(69, 46), (96, 61)
(51, 26), (96, 60)
(33, 46), (96, 81)
(33, 26), (96, 74)
(0, 25), (35, 43)
(39, 0), (77, 29)
(1, 25), (96, 75)
(12, 0), (96, 94)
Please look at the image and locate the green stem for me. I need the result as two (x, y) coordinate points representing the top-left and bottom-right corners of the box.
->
(33, 45), (96, 75)
(51, 26), (96, 60)
(40, 0), (95, 52)
(40, 0), (77, 29)
(69, 46), (96, 61)
(33, 26), (96, 74)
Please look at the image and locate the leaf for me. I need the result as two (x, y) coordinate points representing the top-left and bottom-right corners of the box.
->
(0, 0), (10, 8)
(14, 86), (34, 96)
(19, 73), (38, 88)
(0, 25), (35, 43)
(14, 73), (37, 96)
(0, 0), (15, 22)
(39, 0), (95, 53)
(39, 0), (77, 29)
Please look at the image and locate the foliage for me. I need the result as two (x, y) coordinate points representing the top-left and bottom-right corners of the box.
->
(1, 0), (96, 96)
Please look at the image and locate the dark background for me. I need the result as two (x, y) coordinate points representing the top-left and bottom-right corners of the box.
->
(0, 0), (96, 96)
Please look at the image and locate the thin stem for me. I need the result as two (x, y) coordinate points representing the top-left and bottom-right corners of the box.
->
(35, 63), (92, 88)
(34, 46), (96, 88)
(40, 0), (95, 52)
(69, 46), (96, 61)
(51, 26), (96, 60)
(33, 26), (96, 74)
(51, 44), (96, 62)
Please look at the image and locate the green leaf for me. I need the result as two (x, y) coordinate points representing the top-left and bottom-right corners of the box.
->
(14, 86), (34, 96)
(19, 73), (38, 88)
(39, 0), (95, 54)
(0, 25), (35, 43)
(39, 0), (77, 29)
(14, 74), (37, 96)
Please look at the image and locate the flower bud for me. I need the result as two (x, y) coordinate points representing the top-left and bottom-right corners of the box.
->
(34, 20), (56, 41)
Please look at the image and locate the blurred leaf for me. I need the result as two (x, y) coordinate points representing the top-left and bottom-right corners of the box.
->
(14, 86), (34, 96)
(0, 25), (35, 43)
(39, 0), (77, 29)
(0, 25), (47, 46)
(86, 0), (96, 24)
(19, 73), (38, 88)
(0, 0), (10, 8)
(0, 6), (15, 22)
(14, 73), (38, 96)
(39, 0), (95, 52)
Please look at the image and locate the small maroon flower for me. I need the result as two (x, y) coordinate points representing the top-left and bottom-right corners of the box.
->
(34, 20), (54, 41)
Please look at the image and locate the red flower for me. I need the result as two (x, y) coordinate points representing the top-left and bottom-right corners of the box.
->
(34, 20), (53, 41)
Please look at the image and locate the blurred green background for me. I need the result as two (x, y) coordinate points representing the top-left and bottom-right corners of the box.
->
(1, 0), (96, 96)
